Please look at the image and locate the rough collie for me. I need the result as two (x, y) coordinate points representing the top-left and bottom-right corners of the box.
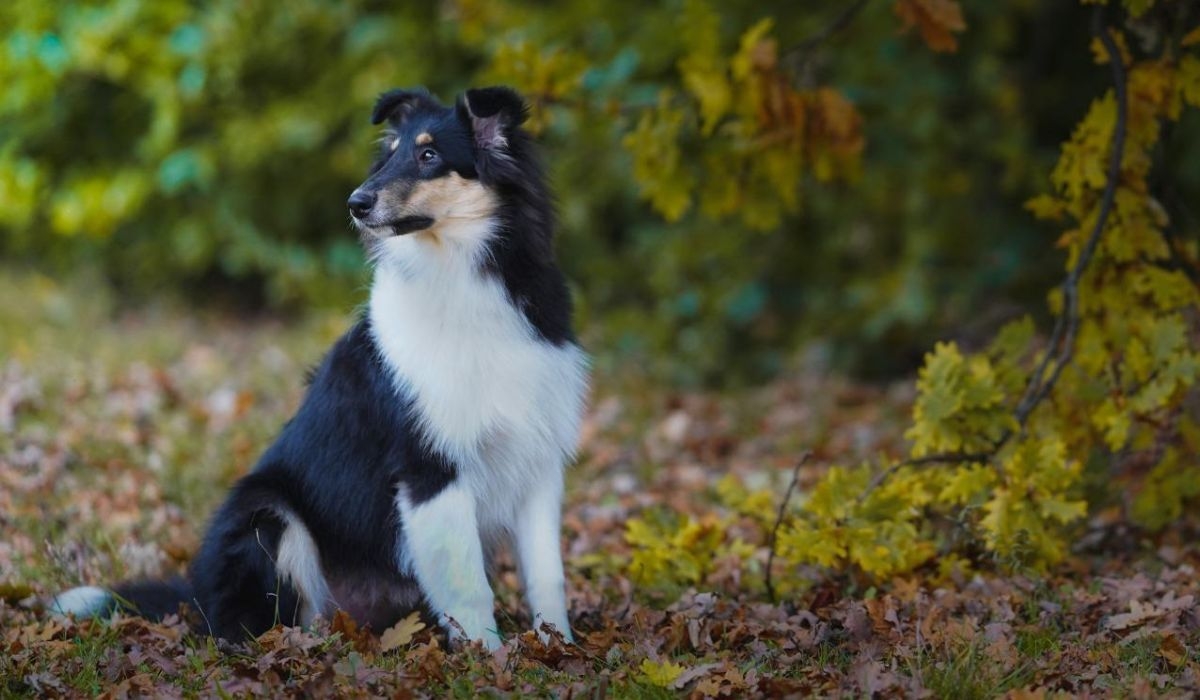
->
(54, 86), (587, 650)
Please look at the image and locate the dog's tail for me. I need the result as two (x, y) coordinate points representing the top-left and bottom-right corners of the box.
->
(51, 577), (193, 622)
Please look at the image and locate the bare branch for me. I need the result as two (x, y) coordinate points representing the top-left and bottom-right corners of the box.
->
(764, 452), (811, 604)
(782, 0), (873, 81)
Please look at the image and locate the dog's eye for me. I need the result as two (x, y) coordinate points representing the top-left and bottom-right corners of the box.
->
(418, 148), (439, 164)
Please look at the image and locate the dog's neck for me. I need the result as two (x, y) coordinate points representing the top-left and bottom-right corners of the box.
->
(367, 214), (496, 280)
(365, 222), (587, 513)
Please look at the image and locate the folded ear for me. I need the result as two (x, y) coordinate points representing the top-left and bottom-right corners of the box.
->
(371, 88), (438, 125)
(456, 87), (529, 151)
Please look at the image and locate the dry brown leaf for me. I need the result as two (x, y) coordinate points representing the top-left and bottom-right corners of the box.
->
(380, 611), (427, 651)
(1158, 633), (1187, 667)
(894, 0), (967, 53)
(330, 609), (376, 654)
(694, 676), (722, 697)
(1104, 599), (1163, 631)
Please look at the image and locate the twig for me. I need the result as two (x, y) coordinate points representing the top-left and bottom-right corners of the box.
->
(764, 452), (811, 604)
(782, 0), (873, 78)
(898, 450), (996, 467)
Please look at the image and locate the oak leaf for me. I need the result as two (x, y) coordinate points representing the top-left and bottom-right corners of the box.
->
(640, 658), (685, 687)
(380, 611), (426, 652)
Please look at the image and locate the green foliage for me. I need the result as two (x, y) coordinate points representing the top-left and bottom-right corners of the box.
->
(1, 0), (467, 306)
(906, 341), (1014, 457)
(623, 0), (1200, 595)
(5, 0), (1176, 383)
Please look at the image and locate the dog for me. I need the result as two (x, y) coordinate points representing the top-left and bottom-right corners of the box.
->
(52, 86), (588, 650)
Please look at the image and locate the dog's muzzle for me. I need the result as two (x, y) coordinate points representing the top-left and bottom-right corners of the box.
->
(349, 189), (435, 236)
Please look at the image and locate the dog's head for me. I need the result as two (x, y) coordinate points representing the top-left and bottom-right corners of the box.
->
(349, 86), (534, 253)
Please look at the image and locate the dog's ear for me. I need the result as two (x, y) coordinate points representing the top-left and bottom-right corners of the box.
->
(456, 87), (529, 152)
(371, 88), (436, 125)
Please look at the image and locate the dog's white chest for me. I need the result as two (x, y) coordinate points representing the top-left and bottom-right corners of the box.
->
(369, 254), (587, 527)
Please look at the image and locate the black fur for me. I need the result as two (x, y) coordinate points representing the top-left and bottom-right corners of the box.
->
(81, 86), (574, 640)
(370, 88), (440, 126)
(107, 320), (440, 638)
(112, 577), (193, 620)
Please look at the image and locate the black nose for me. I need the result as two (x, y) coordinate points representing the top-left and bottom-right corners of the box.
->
(348, 190), (377, 219)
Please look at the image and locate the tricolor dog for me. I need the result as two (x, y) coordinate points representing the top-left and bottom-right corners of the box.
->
(53, 86), (588, 649)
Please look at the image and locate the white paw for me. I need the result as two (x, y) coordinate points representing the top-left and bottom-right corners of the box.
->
(443, 613), (503, 651)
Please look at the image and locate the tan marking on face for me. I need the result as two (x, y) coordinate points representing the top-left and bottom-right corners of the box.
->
(408, 174), (494, 221)
(415, 132), (433, 146)
(369, 173), (495, 247)
(407, 174), (496, 246)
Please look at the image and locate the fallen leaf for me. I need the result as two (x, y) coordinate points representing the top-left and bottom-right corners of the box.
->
(1158, 633), (1186, 667)
(380, 612), (426, 652)
(330, 609), (375, 654)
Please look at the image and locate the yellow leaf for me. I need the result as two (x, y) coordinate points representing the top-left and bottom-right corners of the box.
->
(680, 63), (731, 135)
(1038, 496), (1087, 524)
(1179, 56), (1200, 109)
(1089, 32), (1131, 66)
(1024, 193), (1064, 220)
(623, 93), (694, 221)
(732, 18), (776, 81)
(380, 611), (426, 651)
(780, 521), (846, 568)
(641, 659), (686, 687)
(677, 0), (729, 135)
(1122, 0), (1155, 18)
(937, 464), (996, 505)
(804, 465), (870, 520)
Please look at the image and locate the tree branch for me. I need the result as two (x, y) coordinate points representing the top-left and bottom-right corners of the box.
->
(857, 7), (1129, 504)
(782, 0), (873, 79)
(1013, 8), (1128, 427)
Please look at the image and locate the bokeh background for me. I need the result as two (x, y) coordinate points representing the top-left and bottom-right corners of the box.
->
(2, 0), (1198, 383)
(4, 4), (1200, 694)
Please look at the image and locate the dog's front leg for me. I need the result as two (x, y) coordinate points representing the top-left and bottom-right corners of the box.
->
(514, 475), (573, 643)
(397, 481), (501, 650)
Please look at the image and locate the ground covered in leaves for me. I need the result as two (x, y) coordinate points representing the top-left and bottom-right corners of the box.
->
(2, 272), (1199, 698)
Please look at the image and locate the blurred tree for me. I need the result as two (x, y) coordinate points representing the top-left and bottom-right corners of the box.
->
(1, 0), (472, 306)
(2, 0), (1197, 385)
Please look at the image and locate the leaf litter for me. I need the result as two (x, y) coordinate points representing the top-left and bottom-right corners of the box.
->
(1, 295), (1198, 697)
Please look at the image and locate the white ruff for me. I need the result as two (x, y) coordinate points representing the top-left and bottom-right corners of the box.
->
(368, 219), (588, 533)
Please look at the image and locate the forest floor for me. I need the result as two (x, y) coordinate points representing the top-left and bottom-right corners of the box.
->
(1, 270), (1198, 698)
